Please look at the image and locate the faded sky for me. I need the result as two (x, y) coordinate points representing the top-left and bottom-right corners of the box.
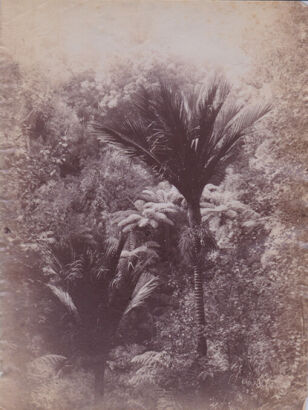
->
(1, 1), (283, 81)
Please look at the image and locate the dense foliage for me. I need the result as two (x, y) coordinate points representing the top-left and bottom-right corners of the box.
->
(0, 4), (307, 407)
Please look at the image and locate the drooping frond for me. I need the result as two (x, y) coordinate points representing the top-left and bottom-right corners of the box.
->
(47, 284), (79, 319)
(105, 236), (120, 259)
(124, 272), (159, 315)
(118, 213), (142, 228)
(138, 183), (184, 209)
(65, 259), (84, 280)
(103, 234), (127, 283)
(228, 102), (271, 138)
(31, 354), (67, 368)
(120, 243), (159, 261)
(92, 121), (174, 182)
(28, 354), (67, 382)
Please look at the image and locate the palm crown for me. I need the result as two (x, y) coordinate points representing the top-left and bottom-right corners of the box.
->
(43, 231), (159, 356)
(93, 74), (270, 207)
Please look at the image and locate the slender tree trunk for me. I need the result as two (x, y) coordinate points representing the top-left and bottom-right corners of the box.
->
(94, 355), (107, 399)
(187, 201), (207, 356)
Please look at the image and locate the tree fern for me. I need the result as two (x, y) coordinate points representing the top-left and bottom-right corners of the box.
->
(113, 196), (181, 235)
(131, 351), (172, 369)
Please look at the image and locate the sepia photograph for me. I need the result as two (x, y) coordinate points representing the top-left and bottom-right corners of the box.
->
(0, 1), (307, 409)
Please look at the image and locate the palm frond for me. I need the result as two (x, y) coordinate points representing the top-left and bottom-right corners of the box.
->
(105, 234), (127, 283)
(105, 237), (120, 258)
(124, 272), (159, 315)
(47, 284), (79, 319)
(94, 76), (270, 204)
(65, 259), (83, 280)
(92, 121), (172, 180)
(211, 100), (243, 153)
(229, 102), (271, 137)
(192, 74), (230, 162)
(202, 102), (271, 185)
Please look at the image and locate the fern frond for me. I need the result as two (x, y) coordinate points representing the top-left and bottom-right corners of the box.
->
(118, 213), (142, 228)
(149, 220), (159, 229)
(132, 350), (172, 368)
(139, 189), (159, 203)
(122, 224), (137, 233)
(143, 202), (180, 214)
(134, 199), (146, 211)
(121, 245), (159, 260)
(143, 240), (160, 248)
(138, 217), (150, 228)
(32, 354), (67, 368)
(152, 212), (175, 226)
(28, 354), (67, 382)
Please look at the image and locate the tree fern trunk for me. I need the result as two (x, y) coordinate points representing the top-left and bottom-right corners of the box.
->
(188, 202), (207, 356)
(164, 224), (171, 260)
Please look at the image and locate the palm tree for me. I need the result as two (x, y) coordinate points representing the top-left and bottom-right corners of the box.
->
(43, 229), (159, 398)
(92, 74), (270, 356)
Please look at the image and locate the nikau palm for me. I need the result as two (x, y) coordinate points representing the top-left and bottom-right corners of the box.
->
(93, 74), (270, 356)
(43, 231), (159, 397)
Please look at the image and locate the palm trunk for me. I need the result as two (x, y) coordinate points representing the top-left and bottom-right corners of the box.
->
(85, 330), (109, 402)
(188, 201), (207, 356)
(94, 354), (107, 401)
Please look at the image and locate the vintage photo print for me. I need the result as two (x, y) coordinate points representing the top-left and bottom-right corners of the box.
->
(0, 1), (307, 409)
